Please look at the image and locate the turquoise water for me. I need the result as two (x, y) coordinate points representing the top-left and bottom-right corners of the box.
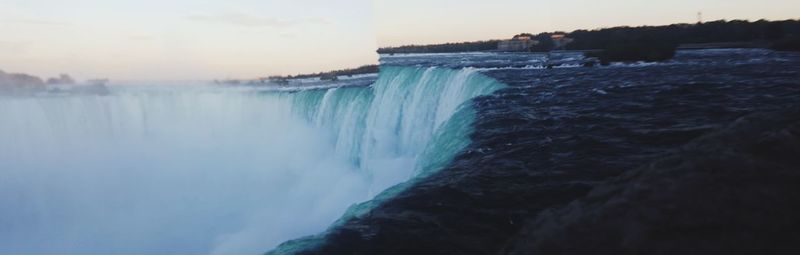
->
(0, 66), (504, 254)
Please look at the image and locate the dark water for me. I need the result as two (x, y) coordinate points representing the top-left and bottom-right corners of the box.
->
(277, 49), (800, 254)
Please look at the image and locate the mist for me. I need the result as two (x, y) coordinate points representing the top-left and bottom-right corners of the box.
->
(0, 86), (370, 254)
(0, 66), (504, 254)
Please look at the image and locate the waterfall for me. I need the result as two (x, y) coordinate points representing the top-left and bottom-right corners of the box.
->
(0, 66), (505, 255)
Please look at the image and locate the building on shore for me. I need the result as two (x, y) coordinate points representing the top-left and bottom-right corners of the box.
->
(498, 35), (540, 52)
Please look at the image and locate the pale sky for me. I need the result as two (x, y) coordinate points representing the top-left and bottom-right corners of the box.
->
(1, 0), (798, 80)
(0, 0), (377, 80)
(376, 0), (800, 46)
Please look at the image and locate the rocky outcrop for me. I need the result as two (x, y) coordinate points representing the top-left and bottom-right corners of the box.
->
(504, 110), (800, 255)
(0, 69), (46, 95)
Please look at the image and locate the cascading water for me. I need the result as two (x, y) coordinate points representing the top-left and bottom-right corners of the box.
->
(0, 66), (505, 255)
(283, 66), (505, 192)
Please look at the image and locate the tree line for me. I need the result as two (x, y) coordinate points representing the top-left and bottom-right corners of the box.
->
(269, 65), (380, 81)
(376, 19), (800, 54)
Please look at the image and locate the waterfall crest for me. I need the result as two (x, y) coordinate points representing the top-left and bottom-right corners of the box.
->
(0, 66), (505, 255)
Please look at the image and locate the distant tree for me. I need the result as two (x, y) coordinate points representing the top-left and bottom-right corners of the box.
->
(587, 40), (677, 65)
(766, 22), (786, 40)
(271, 65), (380, 80)
(566, 19), (800, 51)
(530, 33), (555, 52)
(377, 41), (501, 54)
(376, 19), (800, 55)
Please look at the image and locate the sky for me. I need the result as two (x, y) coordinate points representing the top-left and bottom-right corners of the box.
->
(0, 0), (378, 80)
(1, 0), (798, 80)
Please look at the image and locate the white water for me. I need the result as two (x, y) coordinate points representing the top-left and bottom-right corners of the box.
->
(0, 67), (504, 254)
